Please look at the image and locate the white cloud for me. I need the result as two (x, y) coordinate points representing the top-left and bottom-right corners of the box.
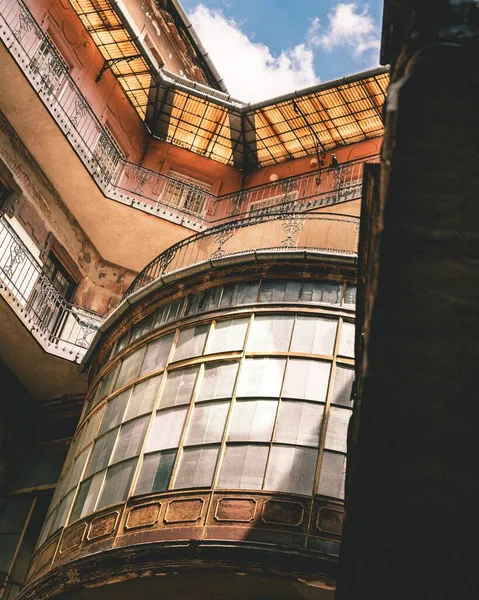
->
(189, 5), (319, 102)
(309, 3), (380, 58)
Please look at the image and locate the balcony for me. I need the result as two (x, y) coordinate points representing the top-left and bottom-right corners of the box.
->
(0, 215), (102, 363)
(125, 211), (360, 299)
(0, 0), (378, 232)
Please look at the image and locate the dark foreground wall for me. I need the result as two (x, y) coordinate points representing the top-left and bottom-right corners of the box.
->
(338, 3), (479, 598)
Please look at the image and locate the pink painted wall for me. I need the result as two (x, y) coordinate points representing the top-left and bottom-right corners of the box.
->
(26, 0), (148, 162)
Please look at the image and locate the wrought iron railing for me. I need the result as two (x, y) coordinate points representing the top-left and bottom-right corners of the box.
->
(213, 154), (379, 221)
(0, 217), (103, 362)
(0, 0), (377, 227)
(0, 0), (215, 224)
(125, 211), (359, 298)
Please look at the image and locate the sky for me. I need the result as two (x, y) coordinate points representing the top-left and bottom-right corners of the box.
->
(180, 0), (384, 103)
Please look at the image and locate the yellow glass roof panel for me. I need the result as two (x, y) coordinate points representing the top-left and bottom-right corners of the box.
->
(70, 0), (151, 119)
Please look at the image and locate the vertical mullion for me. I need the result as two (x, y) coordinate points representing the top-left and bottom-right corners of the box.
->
(210, 313), (254, 490)
(313, 316), (343, 495)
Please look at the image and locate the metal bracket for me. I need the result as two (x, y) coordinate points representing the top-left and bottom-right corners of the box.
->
(95, 55), (142, 83)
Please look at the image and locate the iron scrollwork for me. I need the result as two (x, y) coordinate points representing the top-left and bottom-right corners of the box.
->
(13, 5), (34, 41)
(279, 213), (306, 247)
(70, 94), (88, 127)
(131, 165), (154, 194)
(4, 240), (26, 278)
(211, 222), (236, 259)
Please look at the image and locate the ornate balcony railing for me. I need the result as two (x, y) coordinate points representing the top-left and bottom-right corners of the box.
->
(125, 211), (359, 299)
(0, 0), (215, 227)
(213, 154), (379, 221)
(0, 0), (378, 229)
(0, 216), (103, 362)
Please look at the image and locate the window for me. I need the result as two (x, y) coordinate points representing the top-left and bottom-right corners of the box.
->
(174, 325), (209, 362)
(31, 37), (69, 97)
(291, 316), (337, 356)
(174, 446), (219, 489)
(207, 318), (248, 354)
(163, 171), (211, 216)
(139, 333), (174, 377)
(264, 445), (318, 496)
(318, 452), (347, 499)
(135, 450), (176, 495)
(247, 315), (294, 352)
(30, 251), (78, 337)
(229, 400), (277, 442)
(124, 376), (162, 420)
(218, 445), (269, 489)
(96, 458), (137, 510)
(93, 128), (124, 183)
(236, 358), (286, 398)
(160, 367), (199, 407)
(199, 362), (238, 401)
(282, 359), (331, 402)
(145, 407), (188, 452)
(114, 347), (144, 391)
(185, 401), (229, 445)
(338, 321), (355, 357)
(275, 400), (324, 447)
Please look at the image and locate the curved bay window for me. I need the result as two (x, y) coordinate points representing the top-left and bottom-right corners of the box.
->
(37, 277), (355, 546)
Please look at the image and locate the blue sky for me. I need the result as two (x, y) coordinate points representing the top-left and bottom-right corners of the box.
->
(180, 0), (384, 102)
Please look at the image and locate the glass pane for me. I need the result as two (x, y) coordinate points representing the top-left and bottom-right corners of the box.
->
(264, 445), (318, 496)
(65, 447), (89, 493)
(199, 362), (239, 401)
(174, 446), (219, 489)
(174, 325), (209, 362)
(282, 359), (331, 402)
(70, 471), (105, 521)
(99, 389), (130, 434)
(229, 399), (277, 442)
(124, 375), (162, 420)
(186, 287), (222, 316)
(134, 450), (176, 495)
(161, 366), (199, 407)
(259, 280), (301, 303)
(139, 333), (174, 377)
(218, 445), (269, 489)
(300, 281), (341, 305)
(236, 358), (286, 397)
(50, 489), (75, 533)
(96, 459), (137, 510)
(96, 368), (116, 403)
(275, 401), (324, 447)
(78, 405), (105, 451)
(220, 281), (259, 307)
(185, 401), (229, 445)
(85, 428), (119, 476)
(332, 366), (354, 406)
(207, 318), (249, 354)
(324, 407), (352, 453)
(155, 298), (184, 327)
(130, 312), (156, 342)
(343, 284), (357, 308)
(111, 416), (149, 464)
(291, 317), (337, 355)
(145, 407), (188, 452)
(114, 329), (130, 356)
(247, 315), (294, 352)
(318, 451), (346, 499)
(114, 348), (144, 391)
(338, 322), (355, 357)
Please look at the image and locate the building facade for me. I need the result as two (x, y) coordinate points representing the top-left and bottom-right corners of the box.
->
(0, 0), (388, 597)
